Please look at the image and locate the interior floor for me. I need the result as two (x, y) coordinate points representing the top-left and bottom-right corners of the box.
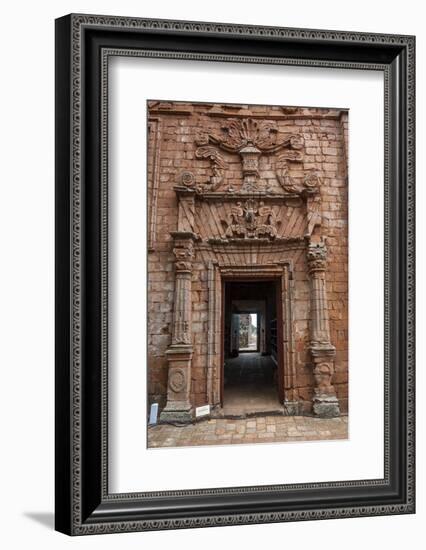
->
(223, 353), (281, 416)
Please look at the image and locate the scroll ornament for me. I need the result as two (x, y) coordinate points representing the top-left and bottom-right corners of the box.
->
(194, 118), (305, 192)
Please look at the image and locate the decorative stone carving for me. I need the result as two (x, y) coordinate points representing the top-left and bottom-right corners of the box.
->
(147, 101), (348, 424)
(160, 347), (193, 422)
(276, 155), (319, 195)
(195, 118), (304, 192)
(276, 157), (300, 193)
(214, 118), (279, 151)
(304, 170), (321, 189)
(194, 146), (226, 190)
(170, 240), (194, 345)
(173, 243), (194, 272)
(160, 234), (195, 422)
(239, 144), (262, 192)
(313, 362), (334, 394)
(180, 171), (195, 187)
(306, 237), (340, 417)
(307, 240), (328, 273)
(306, 193), (322, 237)
(168, 368), (187, 393)
(312, 361), (340, 418)
(222, 199), (279, 240)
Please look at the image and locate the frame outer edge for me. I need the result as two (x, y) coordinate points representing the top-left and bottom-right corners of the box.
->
(55, 14), (73, 536)
(59, 13), (415, 535)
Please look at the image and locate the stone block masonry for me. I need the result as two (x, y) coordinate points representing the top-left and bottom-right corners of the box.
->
(147, 101), (349, 422)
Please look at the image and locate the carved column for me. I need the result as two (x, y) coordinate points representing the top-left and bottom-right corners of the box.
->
(281, 264), (298, 414)
(307, 239), (340, 418)
(160, 233), (195, 422)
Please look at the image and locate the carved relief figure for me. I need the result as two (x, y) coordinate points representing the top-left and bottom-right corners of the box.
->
(222, 199), (279, 240)
(313, 363), (335, 395)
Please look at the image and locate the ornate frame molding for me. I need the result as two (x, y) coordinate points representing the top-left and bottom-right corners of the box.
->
(55, 13), (415, 535)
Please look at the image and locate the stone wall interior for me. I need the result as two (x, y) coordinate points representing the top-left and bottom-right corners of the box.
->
(147, 101), (349, 423)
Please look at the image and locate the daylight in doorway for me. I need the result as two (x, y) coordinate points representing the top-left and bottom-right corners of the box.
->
(147, 100), (349, 448)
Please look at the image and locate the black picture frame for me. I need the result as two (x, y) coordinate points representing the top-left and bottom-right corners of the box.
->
(55, 13), (415, 535)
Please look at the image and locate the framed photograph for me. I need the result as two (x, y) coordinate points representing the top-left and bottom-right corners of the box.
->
(55, 14), (415, 535)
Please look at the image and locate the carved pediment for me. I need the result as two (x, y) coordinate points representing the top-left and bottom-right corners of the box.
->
(173, 117), (324, 245)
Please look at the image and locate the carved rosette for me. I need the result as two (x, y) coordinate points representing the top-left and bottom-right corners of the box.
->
(180, 171), (195, 188)
(168, 367), (187, 393)
(304, 170), (321, 189)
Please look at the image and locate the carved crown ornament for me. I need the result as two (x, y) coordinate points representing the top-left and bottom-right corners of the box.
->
(221, 199), (280, 241)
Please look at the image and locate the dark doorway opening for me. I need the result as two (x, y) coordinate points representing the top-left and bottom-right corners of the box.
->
(222, 280), (284, 415)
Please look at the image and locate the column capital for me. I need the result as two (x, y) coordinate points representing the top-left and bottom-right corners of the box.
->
(307, 238), (327, 275)
(171, 237), (194, 273)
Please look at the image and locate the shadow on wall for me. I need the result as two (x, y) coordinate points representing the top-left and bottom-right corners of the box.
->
(23, 512), (54, 530)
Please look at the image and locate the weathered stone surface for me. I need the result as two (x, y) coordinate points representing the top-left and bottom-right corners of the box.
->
(312, 396), (341, 418)
(148, 102), (349, 421)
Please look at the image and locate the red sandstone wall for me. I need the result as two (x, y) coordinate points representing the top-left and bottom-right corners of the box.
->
(147, 101), (348, 414)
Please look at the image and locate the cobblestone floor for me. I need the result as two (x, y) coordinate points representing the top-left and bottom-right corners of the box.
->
(148, 415), (348, 448)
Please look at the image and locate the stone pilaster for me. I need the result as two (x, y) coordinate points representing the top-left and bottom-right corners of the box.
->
(160, 237), (194, 422)
(240, 143), (261, 192)
(307, 239), (340, 418)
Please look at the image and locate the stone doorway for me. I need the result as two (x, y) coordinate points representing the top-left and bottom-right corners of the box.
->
(222, 280), (284, 415)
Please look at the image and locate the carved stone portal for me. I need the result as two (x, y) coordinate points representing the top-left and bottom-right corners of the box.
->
(151, 104), (347, 423)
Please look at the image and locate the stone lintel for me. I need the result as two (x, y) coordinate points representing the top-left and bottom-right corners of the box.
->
(193, 191), (316, 203)
(205, 111), (344, 121)
(173, 185), (196, 196)
(207, 236), (305, 246)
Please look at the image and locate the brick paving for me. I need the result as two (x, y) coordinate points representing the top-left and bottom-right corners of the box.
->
(148, 415), (348, 448)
